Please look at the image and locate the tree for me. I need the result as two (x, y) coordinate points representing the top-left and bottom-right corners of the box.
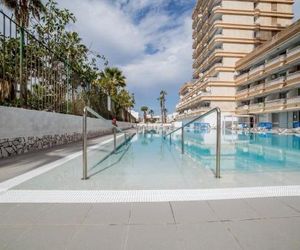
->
(116, 89), (135, 109)
(34, 0), (103, 113)
(98, 67), (126, 97)
(140, 106), (148, 123)
(158, 90), (167, 123)
(2, 0), (45, 105)
(148, 109), (154, 122)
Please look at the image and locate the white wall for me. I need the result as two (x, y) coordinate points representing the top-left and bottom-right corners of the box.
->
(0, 106), (132, 139)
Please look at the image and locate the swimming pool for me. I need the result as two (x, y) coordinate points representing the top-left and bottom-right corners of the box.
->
(170, 129), (300, 173)
(4, 128), (300, 191)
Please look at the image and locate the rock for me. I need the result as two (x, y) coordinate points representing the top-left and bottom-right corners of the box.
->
(1, 148), (8, 158)
(6, 147), (14, 154)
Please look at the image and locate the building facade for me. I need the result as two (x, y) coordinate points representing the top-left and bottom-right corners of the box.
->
(236, 19), (300, 128)
(176, 0), (294, 121)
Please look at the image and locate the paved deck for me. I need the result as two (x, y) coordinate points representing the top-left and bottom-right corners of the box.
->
(0, 197), (300, 249)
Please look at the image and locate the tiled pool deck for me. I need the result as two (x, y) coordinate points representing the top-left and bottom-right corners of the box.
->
(0, 132), (300, 249)
(0, 198), (300, 249)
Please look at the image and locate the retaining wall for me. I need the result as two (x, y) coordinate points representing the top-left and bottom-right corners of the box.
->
(0, 106), (133, 158)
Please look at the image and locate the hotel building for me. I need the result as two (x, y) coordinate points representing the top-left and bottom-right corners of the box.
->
(236, 19), (300, 128)
(176, 0), (294, 124)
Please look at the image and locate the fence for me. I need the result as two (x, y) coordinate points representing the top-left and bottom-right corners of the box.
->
(0, 10), (136, 122)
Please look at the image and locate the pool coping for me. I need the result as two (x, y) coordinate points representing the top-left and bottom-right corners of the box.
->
(0, 185), (300, 203)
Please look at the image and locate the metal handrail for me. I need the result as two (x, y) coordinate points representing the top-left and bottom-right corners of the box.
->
(164, 107), (221, 178)
(82, 106), (128, 180)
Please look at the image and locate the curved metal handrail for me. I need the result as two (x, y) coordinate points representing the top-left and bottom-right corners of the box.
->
(82, 106), (128, 180)
(164, 107), (221, 178)
(164, 107), (220, 138)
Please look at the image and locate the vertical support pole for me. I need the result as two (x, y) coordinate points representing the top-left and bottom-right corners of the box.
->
(216, 109), (221, 178)
(181, 127), (184, 154)
(169, 134), (171, 145)
(82, 107), (88, 180)
(113, 127), (117, 153)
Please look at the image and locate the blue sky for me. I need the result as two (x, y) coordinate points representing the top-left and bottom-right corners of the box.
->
(56, 0), (300, 116)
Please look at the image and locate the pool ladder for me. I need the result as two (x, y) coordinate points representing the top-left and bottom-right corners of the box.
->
(82, 106), (128, 180)
(164, 107), (221, 178)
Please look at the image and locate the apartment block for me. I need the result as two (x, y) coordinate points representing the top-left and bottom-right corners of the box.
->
(176, 0), (294, 120)
(236, 19), (300, 128)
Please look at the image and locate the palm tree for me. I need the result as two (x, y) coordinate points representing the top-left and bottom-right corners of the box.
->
(140, 106), (148, 123)
(158, 90), (167, 123)
(2, 0), (45, 105)
(148, 109), (154, 122)
(99, 67), (126, 97)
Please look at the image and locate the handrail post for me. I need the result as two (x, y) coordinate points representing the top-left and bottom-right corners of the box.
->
(82, 107), (88, 180)
(113, 127), (117, 153)
(216, 108), (221, 178)
(181, 127), (184, 154)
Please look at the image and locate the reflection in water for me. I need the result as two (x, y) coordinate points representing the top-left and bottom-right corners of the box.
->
(170, 129), (300, 172)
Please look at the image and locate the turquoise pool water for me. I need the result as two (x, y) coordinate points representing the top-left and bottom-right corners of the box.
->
(170, 128), (300, 172)
(11, 129), (300, 190)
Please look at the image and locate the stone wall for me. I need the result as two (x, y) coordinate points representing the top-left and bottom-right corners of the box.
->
(0, 106), (133, 159)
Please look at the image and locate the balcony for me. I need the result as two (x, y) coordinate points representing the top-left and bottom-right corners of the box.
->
(248, 65), (264, 80)
(248, 83), (264, 97)
(249, 103), (264, 113)
(287, 96), (300, 105)
(264, 76), (285, 92)
(264, 55), (286, 73)
(286, 45), (300, 65)
(286, 71), (300, 88)
(235, 72), (248, 86)
(264, 99), (286, 111)
(236, 105), (249, 114)
(236, 88), (249, 100)
(286, 96), (300, 110)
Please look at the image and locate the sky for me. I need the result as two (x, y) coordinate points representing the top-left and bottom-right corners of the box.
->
(54, 0), (300, 115)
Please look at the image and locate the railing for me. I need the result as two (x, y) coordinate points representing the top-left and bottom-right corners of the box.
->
(286, 96), (300, 104)
(249, 103), (264, 110)
(236, 88), (248, 96)
(82, 106), (128, 180)
(248, 65), (264, 78)
(0, 10), (136, 122)
(265, 55), (286, 69)
(164, 107), (221, 178)
(265, 76), (285, 88)
(287, 71), (300, 82)
(287, 45), (300, 57)
(265, 99), (286, 108)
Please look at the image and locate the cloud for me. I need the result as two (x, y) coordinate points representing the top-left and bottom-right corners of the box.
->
(56, 0), (195, 113)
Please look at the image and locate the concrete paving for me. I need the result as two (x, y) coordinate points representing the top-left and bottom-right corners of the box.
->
(0, 197), (299, 249)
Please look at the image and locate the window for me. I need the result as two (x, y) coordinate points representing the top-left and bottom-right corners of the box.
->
(271, 3), (277, 11)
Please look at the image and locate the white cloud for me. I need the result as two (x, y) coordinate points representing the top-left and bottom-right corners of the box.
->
(56, 0), (194, 112)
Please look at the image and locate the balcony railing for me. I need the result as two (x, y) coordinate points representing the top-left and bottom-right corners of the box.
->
(236, 88), (248, 96)
(265, 99), (286, 108)
(248, 65), (264, 79)
(249, 83), (264, 94)
(286, 45), (300, 64)
(287, 45), (300, 57)
(236, 72), (248, 85)
(249, 103), (264, 110)
(264, 55), (286, 72)
(286, 96), (300, 105)
(236, 105), (249, 112)
(265, 76), (285, 88)
(286, 71), (300, 82)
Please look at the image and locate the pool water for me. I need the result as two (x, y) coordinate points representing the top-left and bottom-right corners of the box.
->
(11, 129), (300, 190)
(170, 129), (300, 172)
